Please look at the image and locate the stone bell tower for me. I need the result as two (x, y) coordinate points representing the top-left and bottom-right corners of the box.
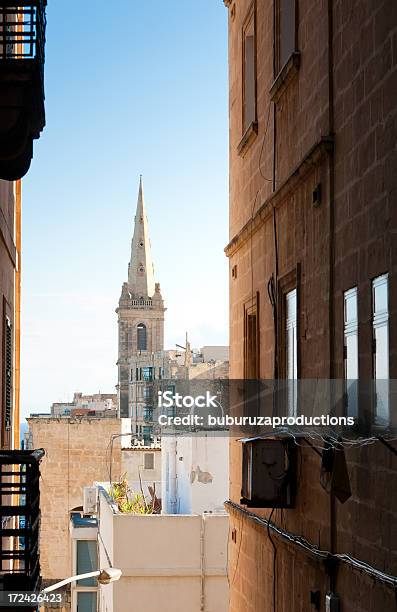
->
(116, 177), (165, 417)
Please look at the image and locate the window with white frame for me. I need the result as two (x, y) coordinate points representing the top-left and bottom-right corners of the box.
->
(372, 273), (389, 424)
(76, 540), (97, 586)
(286, 288), (297, 416)
(76, 592), (97, 612)
(344, 287), (358, 417)
(73, 540), (98, 612)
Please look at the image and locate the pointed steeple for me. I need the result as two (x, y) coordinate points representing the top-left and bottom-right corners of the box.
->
(128, 176), (156, 298)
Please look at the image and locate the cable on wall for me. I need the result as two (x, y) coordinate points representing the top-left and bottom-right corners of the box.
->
(225, 500), (397, 590)
(267, 506), (277, 612)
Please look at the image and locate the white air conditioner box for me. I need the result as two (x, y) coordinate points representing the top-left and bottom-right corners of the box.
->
(83, 486), (98, 514)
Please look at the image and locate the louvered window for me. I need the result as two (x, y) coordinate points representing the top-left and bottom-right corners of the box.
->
(4, 316), (12, 431)
(344, 287), (358, 417)
(372, 274), (389, 424)
(286, 289), (297, 416)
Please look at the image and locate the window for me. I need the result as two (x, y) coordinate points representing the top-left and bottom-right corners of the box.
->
(142, 367), (154, 381)
(76, 592), (97, 612)
(244, 295), (259, 379)
(166, 385), (176, 417)
(242, 4), (256, 132)
(243, 295), (260, 422)
(276, 0), (296, 73)
(167, 405), (176, 418)
(143, 386), (153, 400)
(344, 287), (358, 417)
(76, 540), (97, 586)
(137, 323), (147, 351)
(144, 452), (154, 470)
(142, 426), (153, 444)
(286, 289), (297, 416)
(143, 406), (153, 422)
(372, 274), (389, 424)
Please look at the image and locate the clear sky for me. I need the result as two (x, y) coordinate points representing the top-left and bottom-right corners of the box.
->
(20, 1), (229, 420)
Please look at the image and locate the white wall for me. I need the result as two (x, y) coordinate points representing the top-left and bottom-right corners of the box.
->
(161, 433), (229, 514)
(97, 489), (229, 612)
(121, 448), (161, 500)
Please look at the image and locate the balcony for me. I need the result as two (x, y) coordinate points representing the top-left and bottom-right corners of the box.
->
(0, 449), (44, 599)
(0, 1), (47, 180)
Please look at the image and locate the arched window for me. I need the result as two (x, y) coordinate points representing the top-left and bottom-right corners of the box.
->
(137, 323), (147, 351)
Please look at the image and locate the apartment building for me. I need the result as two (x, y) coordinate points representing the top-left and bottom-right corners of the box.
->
(223, 0), (397, 610)
(0, 2), (48, 602)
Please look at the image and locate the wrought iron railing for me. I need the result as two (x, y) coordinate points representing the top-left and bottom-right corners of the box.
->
(0, 449), (45, 593)
(0, 2), (47, 90)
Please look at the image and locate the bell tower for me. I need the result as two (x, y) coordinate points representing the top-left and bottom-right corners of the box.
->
(116, 177), (165, 417)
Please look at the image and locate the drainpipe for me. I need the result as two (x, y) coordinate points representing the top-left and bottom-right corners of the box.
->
(327, 0), (337, 595)
(13, 179), (21, 450)
(169, 436), (177, 513)
(200, 514), (205, 612)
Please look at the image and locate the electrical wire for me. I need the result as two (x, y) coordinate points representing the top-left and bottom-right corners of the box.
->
(267, 506), (277, 612)
(229, 511), (244, 587)
(258, 100), (274, 183)
(225, 500), (397, 590)
(249, 100), (276, 306)
(107, 432), (132, 490)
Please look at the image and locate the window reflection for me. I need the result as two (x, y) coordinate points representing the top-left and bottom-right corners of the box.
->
(372, 274), (389, 424)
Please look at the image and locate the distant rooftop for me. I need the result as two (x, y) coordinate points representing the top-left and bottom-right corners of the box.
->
(28, 412), (119, 420)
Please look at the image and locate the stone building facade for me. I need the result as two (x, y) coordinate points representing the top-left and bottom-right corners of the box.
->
(0, 180), (21, 450)
(116, 177), (166, 420)
(223, 0), (397, 611)
(51, 392), (117, 417)
(126, 348), (229, 441)
(27, 417), (122, 582)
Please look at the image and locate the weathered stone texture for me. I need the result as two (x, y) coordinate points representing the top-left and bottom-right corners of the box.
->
(28, 418), (122, 581)
(226, 0), (397, 609)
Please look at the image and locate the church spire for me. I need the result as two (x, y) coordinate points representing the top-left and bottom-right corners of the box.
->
(128, 176), (156, 298)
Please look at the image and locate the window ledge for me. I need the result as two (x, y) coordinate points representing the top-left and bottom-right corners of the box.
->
(270, 52), (301, 103)
(237, 120), (258, 157)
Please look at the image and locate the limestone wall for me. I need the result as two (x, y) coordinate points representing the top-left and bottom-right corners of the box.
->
(28, 417), (122, 582)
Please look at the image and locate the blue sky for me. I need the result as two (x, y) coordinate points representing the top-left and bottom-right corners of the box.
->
(20, 1), (229, 419)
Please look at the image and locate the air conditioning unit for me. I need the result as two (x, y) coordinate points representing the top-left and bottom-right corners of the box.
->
(241, 437), (296, 508)
(83, 487), (98, 515)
